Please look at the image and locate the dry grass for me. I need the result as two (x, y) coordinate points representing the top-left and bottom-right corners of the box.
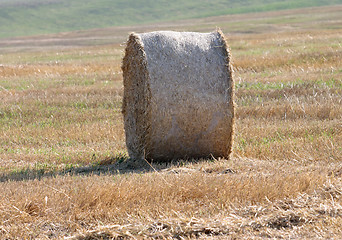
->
(0, 5), (341, 239)
(1, 157), (342, 239)
(232, 28), (342, 163)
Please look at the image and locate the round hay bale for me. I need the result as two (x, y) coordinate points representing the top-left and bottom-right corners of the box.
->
(122, 30), (235, 162)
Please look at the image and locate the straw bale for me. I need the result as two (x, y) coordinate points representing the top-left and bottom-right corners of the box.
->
(122, 30), (234, 161)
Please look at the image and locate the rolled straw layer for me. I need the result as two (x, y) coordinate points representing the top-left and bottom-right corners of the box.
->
(122, 30), (234, 161)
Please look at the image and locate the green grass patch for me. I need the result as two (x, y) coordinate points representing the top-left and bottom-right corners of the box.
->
(0, 0), (342, 38)
(236, 78), (342, 91)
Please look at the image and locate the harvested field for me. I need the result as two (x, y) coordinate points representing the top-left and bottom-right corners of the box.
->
(0, 5), (341, 239)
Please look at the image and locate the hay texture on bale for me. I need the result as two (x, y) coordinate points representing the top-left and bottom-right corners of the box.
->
(122, 30), (234, 162)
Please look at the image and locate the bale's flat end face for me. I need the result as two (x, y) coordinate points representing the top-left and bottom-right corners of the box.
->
(122, 30), (234, 162)
(122, 33), (151, 160)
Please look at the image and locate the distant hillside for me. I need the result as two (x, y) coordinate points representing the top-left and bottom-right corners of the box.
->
(0, 0), (341, 39)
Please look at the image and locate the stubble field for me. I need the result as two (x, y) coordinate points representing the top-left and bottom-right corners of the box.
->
(0, 5), (341, 239)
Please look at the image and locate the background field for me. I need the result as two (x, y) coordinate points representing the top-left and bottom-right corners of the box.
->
(0, 4), (342, 239)
(1, 0), (342, 38)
